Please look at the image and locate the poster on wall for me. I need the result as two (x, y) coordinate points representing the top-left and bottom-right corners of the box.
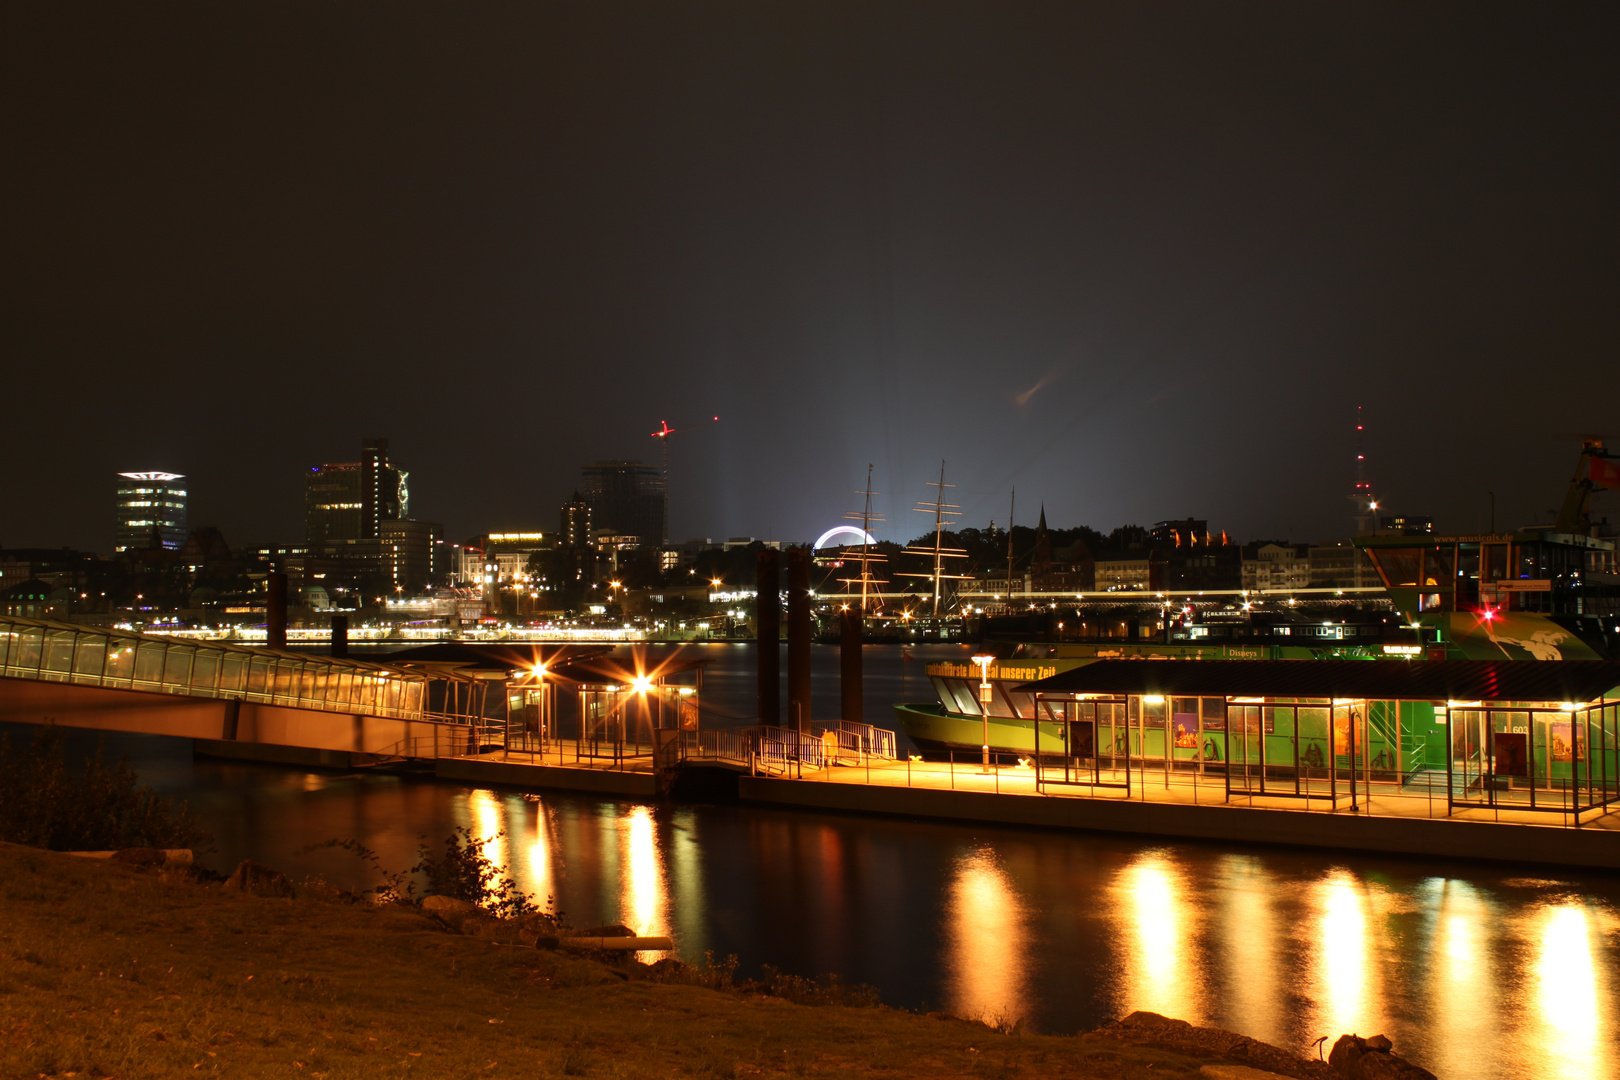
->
(1173, 711), (1200, 749)
(1550, 722), (1581, 763)
(1333, 709), (1358, 756)
(1493, 731), (1529, 777)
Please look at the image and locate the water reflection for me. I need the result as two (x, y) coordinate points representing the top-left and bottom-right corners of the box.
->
(945, 846), (1029, 1025)
(1531, 903), (1604, 1079)
(1214, 855), (1281, 1046)
(467, 788), (509, 875)
(52, 699), (1620, 1080)
(526, 797), (558, 906)
(1428, 880), (1493, 1080)
(619, 805), (669, 945)
(1113, 851), (1205, 1024)
(1310, 869), (1382, 1042)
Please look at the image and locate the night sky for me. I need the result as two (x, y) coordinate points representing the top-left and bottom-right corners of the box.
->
(5, 3), (1616, 554)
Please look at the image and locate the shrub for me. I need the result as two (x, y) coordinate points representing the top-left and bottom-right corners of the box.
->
(0, 724), (210, 852)
(412, 826), (538, 918)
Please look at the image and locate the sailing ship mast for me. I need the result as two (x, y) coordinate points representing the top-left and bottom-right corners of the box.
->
(898, 460), (970, 617)
(836, 464), (887, 614)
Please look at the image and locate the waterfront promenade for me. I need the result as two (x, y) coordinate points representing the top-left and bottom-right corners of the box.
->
(424, 740), (1620, 870)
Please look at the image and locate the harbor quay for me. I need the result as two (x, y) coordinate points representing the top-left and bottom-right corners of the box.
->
(5, 613), (1620, 871)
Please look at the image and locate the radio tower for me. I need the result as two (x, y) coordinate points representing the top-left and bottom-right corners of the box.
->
(1350, 406), (1378, 534)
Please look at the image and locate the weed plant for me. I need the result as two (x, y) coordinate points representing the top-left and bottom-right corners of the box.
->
(0, 724), (208, 852)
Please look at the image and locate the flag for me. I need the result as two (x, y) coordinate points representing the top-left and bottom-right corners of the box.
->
(1591, 455), (1620, 490)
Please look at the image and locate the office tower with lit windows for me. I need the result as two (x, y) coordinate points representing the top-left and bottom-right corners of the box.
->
(580, 460), (665, 547)
(114, 472), (188, 552)
(306, 438), (409, 549)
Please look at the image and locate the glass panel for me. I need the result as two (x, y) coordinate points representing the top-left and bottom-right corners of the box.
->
(163, 645), (193, 691)
(1422, 548), (1451, 589)
(299, 663), (318, 703)
(73, 635), (106, 682)
(332, 671), (352, 706)
(272, 661), (293, 700)
(986, 683), (1017, 718)
(11, 625), (44, 675)
(246, 657), (271, 697)
(133, 641), (167, 690)
(191, 649), (219, 692)
(43, 629), (76, 675)
(219, 652), (246, 694)
(1484, 544), (1509, 582)
(0, 621), (11, 669)
(104, 639), (136, 684)
(945, 678), (982, 715)
(1369, 548), (1423, 587)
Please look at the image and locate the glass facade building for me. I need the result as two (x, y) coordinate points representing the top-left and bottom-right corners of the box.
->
(115, 472), (187, 552)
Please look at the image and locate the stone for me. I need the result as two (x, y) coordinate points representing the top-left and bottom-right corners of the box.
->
(222, 860), (295, 898)
(1327, 1034), (1436, 1080)
(1096, 1012), (1336, 1079)
(1201, 1067), (1296, 1080)
(420, 894), (480, 917)
(578, 924), (634, 937)
(420, 894), (482, 930)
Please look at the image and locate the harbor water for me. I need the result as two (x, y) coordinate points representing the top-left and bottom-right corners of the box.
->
(10, 643), (1620, 1080)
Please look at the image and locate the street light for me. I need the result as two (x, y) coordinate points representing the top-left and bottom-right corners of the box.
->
(972, 653), (995, 773)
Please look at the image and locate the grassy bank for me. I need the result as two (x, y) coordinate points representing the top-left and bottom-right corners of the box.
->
(1, 843), (1285, 1080)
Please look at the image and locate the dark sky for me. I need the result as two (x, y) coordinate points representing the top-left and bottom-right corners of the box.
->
(4, 3), (1616, 554)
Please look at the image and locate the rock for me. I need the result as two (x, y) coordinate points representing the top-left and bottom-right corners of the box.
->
(1201, 1067), (1297, 1080)
(1095, 1013), (1335, 1080)
(222, 860), (295, 898)
(578, 924), (634, 937)
(420, 894), (482, 930)
(1327, 1035), (1436, 1080)
(420, 895), (480, 918)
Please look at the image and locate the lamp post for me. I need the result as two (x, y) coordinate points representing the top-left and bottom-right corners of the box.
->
(972, 653), (995, 773)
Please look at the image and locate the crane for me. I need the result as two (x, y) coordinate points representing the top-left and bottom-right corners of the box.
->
(650, 415), (719, 542)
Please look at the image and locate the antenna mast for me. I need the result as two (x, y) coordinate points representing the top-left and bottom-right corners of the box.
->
(1350, 406), (1378, 534)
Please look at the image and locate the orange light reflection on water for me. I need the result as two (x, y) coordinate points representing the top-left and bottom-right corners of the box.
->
(1428, 880), (1493, 1080)
(468, 789), (509, 873)
(945, 847), (1029, 1026)
(1213, 856), (1280, 1046)
(619, 805), (670, 956)
(1112, 851), (1205, 1025)
(1308, 870), (1384, 1043)
(1529, 903), (1606, 1080)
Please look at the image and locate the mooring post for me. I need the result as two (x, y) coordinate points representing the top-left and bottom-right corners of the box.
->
(787, 547), (812, 734)
(266, 571), (288, 650)
(840, 605), (862, 727)
(755, 548), (780, 727)
(329, 614), (349, 658)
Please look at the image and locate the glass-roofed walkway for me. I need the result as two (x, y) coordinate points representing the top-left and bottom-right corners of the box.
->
(0, 614), (426, 720)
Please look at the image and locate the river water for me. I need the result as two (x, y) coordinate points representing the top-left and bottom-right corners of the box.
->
(12, 642), (1620, 1080)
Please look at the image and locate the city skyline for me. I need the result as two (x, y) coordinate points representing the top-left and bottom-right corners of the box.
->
(4, 5), (1615, 552)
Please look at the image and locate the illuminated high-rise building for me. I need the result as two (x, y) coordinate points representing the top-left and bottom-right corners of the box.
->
(306, 437), (409, 549)
(580, 460), (665, 547)
(114, 472), (187, 552)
